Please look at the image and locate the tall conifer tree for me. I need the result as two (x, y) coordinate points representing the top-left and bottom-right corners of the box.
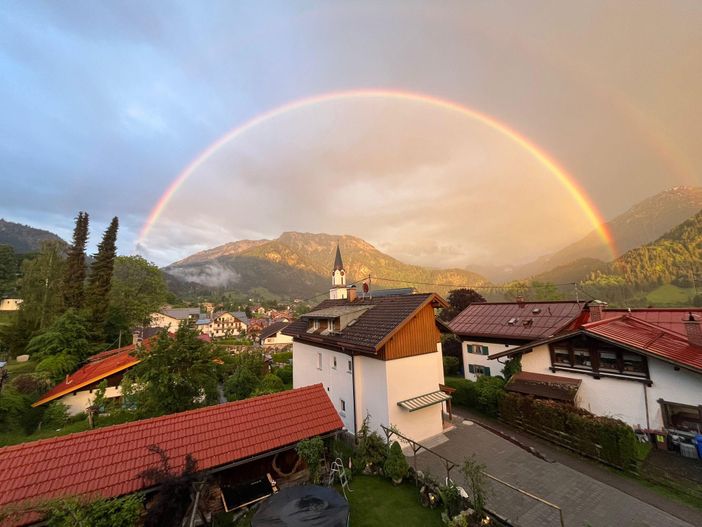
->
(86, 217), (119, 335)
(63, 211), (89, 308)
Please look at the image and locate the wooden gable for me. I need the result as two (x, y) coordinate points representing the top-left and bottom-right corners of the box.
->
(378, 303), (441, 360)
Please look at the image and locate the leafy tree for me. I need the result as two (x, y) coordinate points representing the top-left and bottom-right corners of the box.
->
(109, 255), (168, 328)
(460, 455), (488, 519)
(123, 325), (221, 417)
(86, 217), (119, 337)
(502, 354), (522, 381)
(296, 436), (325, 484)
(17, 241), (66, 332)
(693, 294), (702, 307)
(440, 288), (486, 321)
(62, 212), (89, 309)
(43, 494), (143, 527)
(223, 367), (260, 401)
(139, 445), (200, 527)
(28, 309), (91, 381)
(0, 244), (18, 296)
(253, 372), (284, 396)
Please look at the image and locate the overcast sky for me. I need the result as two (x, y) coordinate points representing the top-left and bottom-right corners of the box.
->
(1, 1), (700, 267)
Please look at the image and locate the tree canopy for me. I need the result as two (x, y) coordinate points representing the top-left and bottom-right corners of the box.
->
(109, 255), (168, 328)
(440, 288), (487, 321)
(86, 217), (119, 337)
(123, 325), (222, 417)
(62, 212), (89, 309)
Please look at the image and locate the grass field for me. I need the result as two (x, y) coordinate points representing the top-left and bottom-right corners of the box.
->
(645, 284), (695, 306)
(4, 358), (37, 375)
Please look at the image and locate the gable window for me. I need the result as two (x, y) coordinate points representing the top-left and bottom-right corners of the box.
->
(549, 342), (648, 379)
(468, 364), (491, 377)
(317, 352), (322, 370)
(340, 399), (346, 414)
(347, 359), (353, 373)
(332, 356), (337, 369)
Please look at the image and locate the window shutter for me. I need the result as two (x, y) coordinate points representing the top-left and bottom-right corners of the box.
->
(468, 364), (475, 374)
(484, 367), (491, 376)
(482, 346), (489, 356)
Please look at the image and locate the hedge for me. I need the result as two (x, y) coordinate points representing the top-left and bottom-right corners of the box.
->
(443, 376), (505, 417)
(499, 392), (648, 469)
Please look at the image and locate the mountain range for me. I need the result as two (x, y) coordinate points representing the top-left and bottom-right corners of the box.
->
(0, 219), (66, 253)
(474, 186), (702, 282)
(164, 232), (488, 299)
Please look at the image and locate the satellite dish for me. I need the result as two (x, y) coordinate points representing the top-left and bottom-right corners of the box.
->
(362, 282), (369, 293)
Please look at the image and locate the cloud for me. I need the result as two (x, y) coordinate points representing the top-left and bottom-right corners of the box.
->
(165, 261), (241, 288)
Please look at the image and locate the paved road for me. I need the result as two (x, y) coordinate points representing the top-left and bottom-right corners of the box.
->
(413, 421), (693, 527)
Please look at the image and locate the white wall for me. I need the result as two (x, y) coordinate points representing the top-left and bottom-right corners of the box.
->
(462, 340), (516, 380)
(292, 341), (355, 432)
(264, 332), (293, 346)
(355, 355), (389, 436)
(518, 346), (702, 430)
(385, 351), (445, 443)
(57, 386), (122, 416)
(150, 313), (179, 330)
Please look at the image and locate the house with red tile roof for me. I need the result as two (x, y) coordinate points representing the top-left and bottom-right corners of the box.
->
(32, 332), (211, 415)
(1, 385), (343, 526)
(448, 300), (592, 381)
(284, 247), (451, 444)
(489, 312), (702, 432)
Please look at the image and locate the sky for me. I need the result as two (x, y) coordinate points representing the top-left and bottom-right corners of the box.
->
(1, 1), (700, 268)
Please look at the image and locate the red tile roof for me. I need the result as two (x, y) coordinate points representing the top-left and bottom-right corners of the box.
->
(448, 301), (586, 341)
(583, 315), (702, 372)
(33, 333), (212, 407)
(1, 385), (342, 519)
(603, 308), (702, 335)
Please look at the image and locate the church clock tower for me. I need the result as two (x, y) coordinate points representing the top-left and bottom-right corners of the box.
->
(330, 244), (348, 300)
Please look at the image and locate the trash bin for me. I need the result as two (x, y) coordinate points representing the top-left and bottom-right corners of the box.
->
(680, 442), (699, 459)
(695, 435), (702, 459)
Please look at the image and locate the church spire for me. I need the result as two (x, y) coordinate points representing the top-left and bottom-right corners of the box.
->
(330, 243), (347, 299)
(333, 244), (344, 272)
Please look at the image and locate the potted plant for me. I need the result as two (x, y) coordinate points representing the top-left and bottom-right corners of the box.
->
(383, 441), (409, 485)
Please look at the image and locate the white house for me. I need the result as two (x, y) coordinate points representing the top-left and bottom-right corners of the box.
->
(259, 321), (293, 346)
(0, 298), (22, 311)
(489, 311), (702, 433)
(205, 311), (249, 338)
(284, 247), (450, 444)
(150, 307), (201, 330)
(448, 300), (589, 381)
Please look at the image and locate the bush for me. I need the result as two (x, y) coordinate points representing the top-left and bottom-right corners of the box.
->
(272, 351), (292, 363)
(444, 376), (505, 417)
(383, 441), (409, 482)
(357, 417), (387, 470)
(499, 393), (644, 468)
(223, 368), (260, 401)
(43, 401), (70, 428)
(443, 356), (460, 376)
(275, 365), (292, 385)
(253, 373), (284, 396)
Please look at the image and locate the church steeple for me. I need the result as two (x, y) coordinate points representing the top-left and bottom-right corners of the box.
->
(330, 243), (348, 299)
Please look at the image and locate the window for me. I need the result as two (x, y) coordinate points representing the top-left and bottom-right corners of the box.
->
(467, 364), (491, 377)
(599, 351), (618, 372)
(468, 345), (489, 355)
(317, 353), (322, 370)
(553, 347), (571, 366)
(573, 348), (591, 369)
(312, 320), (319, 330)
(622, 353), (645, 375)
(347, 359), (353, 372)
(332, 356), (337, 369)
(340, 399), (346, 412)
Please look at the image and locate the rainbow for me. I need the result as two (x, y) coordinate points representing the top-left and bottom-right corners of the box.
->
(138, 89), (616, 257)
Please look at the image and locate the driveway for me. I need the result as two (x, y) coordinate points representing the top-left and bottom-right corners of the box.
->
(412, 420), (693, 527)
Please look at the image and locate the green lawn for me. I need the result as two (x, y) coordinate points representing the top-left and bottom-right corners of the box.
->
(343, 475), (443, 527)
(646, 284), (695, 306)
(4, 358), (37, 375)
(0, 412), (137, 447)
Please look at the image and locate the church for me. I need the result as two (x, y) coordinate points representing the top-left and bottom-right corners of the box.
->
(284, 246), (451, 443)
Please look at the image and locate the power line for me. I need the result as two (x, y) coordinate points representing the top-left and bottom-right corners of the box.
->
(371, 276), (580, 291)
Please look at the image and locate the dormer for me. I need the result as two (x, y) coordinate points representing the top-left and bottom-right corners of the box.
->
(303, 305), (372, 335)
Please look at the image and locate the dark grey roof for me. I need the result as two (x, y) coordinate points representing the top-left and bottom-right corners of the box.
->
(259, 321), (291, 340)
(284, 293), (445, 353)
(368, 287), (416, 297)
(161, 307), (201, 319)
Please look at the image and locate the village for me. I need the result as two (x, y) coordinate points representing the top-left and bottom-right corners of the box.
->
(1, 245), (701, 527)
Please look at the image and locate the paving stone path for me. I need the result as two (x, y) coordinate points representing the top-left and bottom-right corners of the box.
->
(413, 421), (693, 527)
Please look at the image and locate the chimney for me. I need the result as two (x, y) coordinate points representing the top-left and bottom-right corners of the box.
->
(516, 296), (525, 308)
(683, 313), (702, 347)
(589, 300), (607, 322)
(347, 285), (357, 302)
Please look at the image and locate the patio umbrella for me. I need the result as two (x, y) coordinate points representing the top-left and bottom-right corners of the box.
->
(252, 485), (348, 527)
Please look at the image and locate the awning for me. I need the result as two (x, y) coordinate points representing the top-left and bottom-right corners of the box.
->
(397, 390), (451, 412)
